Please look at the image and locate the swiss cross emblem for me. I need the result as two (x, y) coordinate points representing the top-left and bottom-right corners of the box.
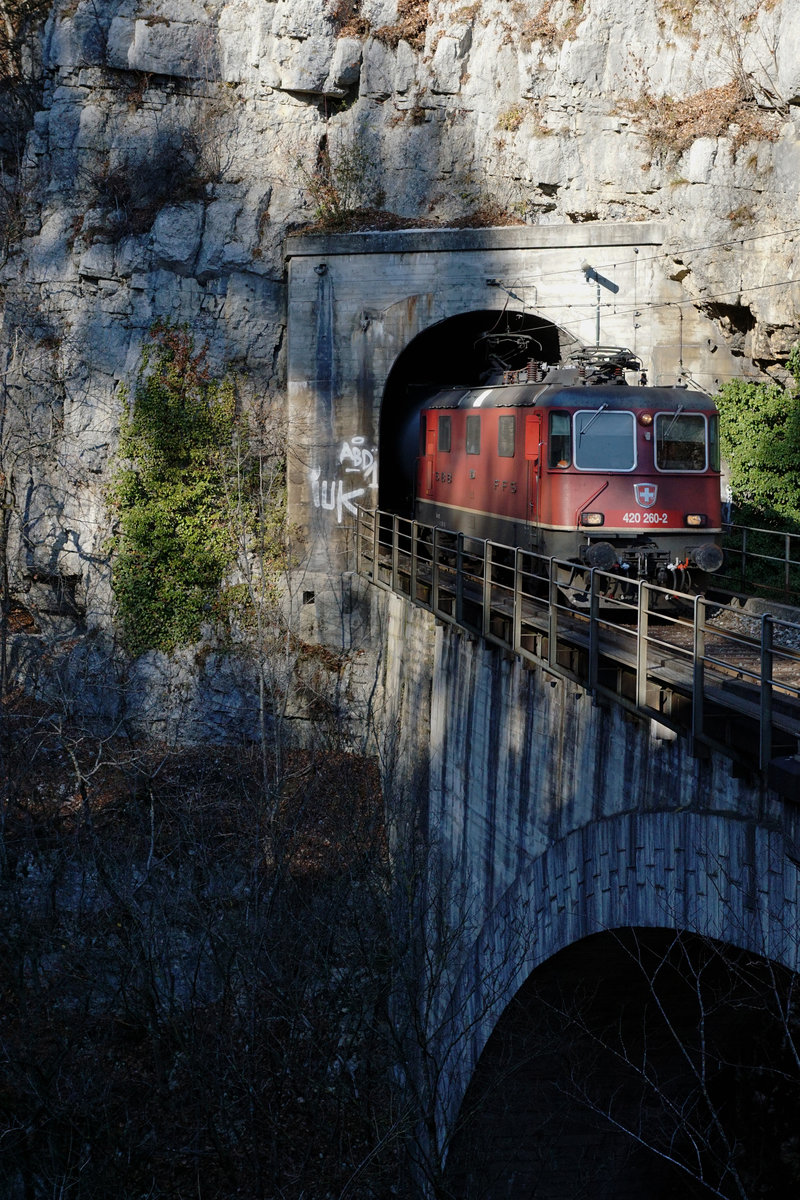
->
(634, 483), (658, 508)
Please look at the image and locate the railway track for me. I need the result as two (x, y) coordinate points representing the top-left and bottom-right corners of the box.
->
(356, 508), (800, 794)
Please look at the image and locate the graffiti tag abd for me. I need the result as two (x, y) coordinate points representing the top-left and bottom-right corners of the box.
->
(310, 436), (378, 525)
(338, 438), (377, 484)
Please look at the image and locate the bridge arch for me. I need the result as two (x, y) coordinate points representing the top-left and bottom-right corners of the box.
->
(443, 921), (800, 1199)
(436, 809), (800, 1162)
(369, 539), (799, 1194)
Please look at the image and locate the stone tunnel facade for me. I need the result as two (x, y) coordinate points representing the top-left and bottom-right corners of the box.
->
(284, 223), (751, 642)
(369, 583), (800, 1176)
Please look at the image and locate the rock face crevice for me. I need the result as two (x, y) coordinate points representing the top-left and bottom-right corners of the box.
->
(0, 0), (798, 709)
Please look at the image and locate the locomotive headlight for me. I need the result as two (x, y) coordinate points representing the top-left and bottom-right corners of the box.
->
(685, 513), (708, 527)
(580, 512), (605, 527)
(637, 412), (653, 426)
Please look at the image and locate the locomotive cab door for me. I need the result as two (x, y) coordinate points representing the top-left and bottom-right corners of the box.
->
(423, 415), (436, 496)
(524, 414), (542, 542)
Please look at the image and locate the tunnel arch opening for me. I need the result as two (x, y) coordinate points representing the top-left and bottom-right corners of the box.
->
(378, 308), (570, 515)
(443, 927), (800, 1200)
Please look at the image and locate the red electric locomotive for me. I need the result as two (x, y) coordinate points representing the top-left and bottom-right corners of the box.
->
(415, 348), (724, 597)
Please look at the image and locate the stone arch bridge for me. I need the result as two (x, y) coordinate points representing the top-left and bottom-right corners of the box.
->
(284, 225), (798, 1195)
(372, 586), (800, 1196)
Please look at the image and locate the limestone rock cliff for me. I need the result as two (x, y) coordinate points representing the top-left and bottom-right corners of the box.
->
(0, 0), (798, 731)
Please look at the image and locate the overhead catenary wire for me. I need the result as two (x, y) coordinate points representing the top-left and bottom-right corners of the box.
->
(473, 223), (800, 295)
(520, 274), (800, 319)
(559, 223), (800, 283)
(451, 225), (800, 373)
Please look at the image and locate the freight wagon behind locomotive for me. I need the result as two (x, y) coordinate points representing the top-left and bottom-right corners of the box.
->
(415, 348), (724, 599)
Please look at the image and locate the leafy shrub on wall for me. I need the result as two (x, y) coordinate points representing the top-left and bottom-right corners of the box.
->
(110, 322), (255, 657)
(716, 345), (800, 527)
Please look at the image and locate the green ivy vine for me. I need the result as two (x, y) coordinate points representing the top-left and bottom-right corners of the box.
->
(110, 321), (256, 657)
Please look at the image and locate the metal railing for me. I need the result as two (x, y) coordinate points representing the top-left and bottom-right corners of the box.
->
(357, 508), (800, 787)
(721, 522), (800, 602)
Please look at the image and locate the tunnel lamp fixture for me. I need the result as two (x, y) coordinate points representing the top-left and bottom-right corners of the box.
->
(580, 512), (605, 527)
(685, 513), (708, 527)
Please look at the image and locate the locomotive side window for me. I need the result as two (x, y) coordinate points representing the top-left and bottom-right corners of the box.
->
(574, 410), (635, 471)
(498, 415), (515, 457)
(438, 415), (451, 453)
(548, 412), (571, 467)
(466, 414), (481, 455)
(655, 413), (706, 471)
(708, 414), (720, 471)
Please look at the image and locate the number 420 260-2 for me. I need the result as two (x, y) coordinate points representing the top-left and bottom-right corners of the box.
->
(622, 511), (669, 525)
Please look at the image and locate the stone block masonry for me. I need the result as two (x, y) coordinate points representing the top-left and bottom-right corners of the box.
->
(372, 584), (800, 1155)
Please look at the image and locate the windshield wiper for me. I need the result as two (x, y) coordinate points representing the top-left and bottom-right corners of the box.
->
(663, 403), (685, 439)
(578, 403), (608, 439)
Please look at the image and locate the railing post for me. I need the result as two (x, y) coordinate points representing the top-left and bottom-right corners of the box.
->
(355, 506), (363, 577)
(548, 560), (559, 671)
(410, 520), (419, 603)
(456, 532), (464, 626)
(636, 581), (649, 709)
(760, 613), (773, 771)
(740, 525), (748, 592)
(785, 532), (791, 599)
(432, 526), (441, 616)
(588, 568), (599, 695)
(483, 541), (492, 640)
(373, 506), (380, 584)
(513, 547), (523, 655)
(691, 593), (706, 754)
(391, 513), (400, 592)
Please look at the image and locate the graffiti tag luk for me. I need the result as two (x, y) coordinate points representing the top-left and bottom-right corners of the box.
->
(309, 468), (365, 523)
(310, 437), (378, 525)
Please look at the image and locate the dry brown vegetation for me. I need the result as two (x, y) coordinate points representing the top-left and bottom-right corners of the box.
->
(0, 692), (399, 1198)
(624, 80), (780, 157)
(328, 0), (371, 39)
(516, 0), (586, 50)
(84, 128), (211, 241)
(300, 205), (440, 232)
(453, 1), (481, 21)
(451, 198), (525, 228)
(373, 0), (429, 51)
(497, 103), (526, 132)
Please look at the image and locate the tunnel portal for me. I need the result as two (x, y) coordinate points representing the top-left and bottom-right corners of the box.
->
(285, 223), (749, 573)
(378, 308), (565, 515)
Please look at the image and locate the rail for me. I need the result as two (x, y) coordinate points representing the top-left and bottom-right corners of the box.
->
(356, 508), (800, 797)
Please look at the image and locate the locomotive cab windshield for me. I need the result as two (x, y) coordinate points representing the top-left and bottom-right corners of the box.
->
(574, 409), (636, 471)
(655, 412), (718, 472)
